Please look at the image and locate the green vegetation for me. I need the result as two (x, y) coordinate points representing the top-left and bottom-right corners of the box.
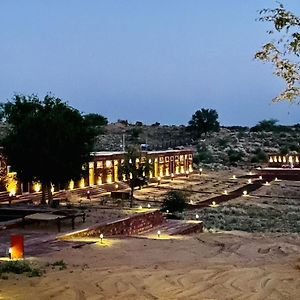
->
(255, 3), (300, 103)
(0, 260), (42, 277)
(161, 190), (187, 213)
(251, 148), (267, 163)
(189, 202), (300, 233)
(193, 144), (214, 165)
(187, 108), (220, 138)
(0, 94), (97, 204)
(119, 146), (151, 207)
(50, 260), (67, 270)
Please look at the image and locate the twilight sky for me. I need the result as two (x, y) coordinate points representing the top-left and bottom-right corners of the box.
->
(0, 0), (299, 126)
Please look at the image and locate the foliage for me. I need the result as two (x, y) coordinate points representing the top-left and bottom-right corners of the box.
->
(127, 127), (143, 144)
(193, 144), (214, 164)
(117, 119), (129, 126)
(49, 260), (67, 270)
(250, 119), (279, 132)
(251, 148), (267, 163)
(255, 3), (300, 103)
(227, 149), (244, 164)
(83, 113), (107, 136)
(161, 190), (187, 213)
(83, 113), (108, 129)
(119, 146), (151, 207)
(217, 138), (229, 149)
(0, 94), (96, 204)
(187, 108), (220, 138)
(0, 260), (42, 277)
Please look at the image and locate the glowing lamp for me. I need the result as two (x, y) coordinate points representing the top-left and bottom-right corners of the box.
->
(243, 190), (247, 196)
(10, 235), (24, 259)
(259, 176), (262, 180)
(275, 177), (279, 181)
(157, 230), (161, 238)
(195, 214), (199, 220)
(115, 184), (119, 189)
(189, 200), (194, 205)
(166, 210), (169, 213)
(223, 190), (228, 195)
(264, 181), (270, 186)
(147, 203), (151, 208)
(248, 179), (252, 184)
(232, 175), (236, 180)
(139, 205), (143, 209)
(100, 233), (103, 243)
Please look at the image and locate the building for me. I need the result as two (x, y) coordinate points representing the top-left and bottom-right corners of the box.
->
(3, 148), (194, 195)
(257, 153), (300, 180)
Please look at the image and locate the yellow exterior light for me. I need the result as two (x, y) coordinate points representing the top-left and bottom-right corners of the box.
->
(157, 230), (161, 238)
(33, 182), (42, 193)
(248, 179), (252, 184)
(79, 178), (85, 189)
(100, 233), (103, 244)
(243, 190), (247, 196)
(69, 180), (74, 190)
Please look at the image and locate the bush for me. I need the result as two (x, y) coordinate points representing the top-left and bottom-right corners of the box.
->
(194, 144), (214, 164)
(161, 190), (187, 213)
(0, 260), (42, 277)
(227, 149), (244, 164)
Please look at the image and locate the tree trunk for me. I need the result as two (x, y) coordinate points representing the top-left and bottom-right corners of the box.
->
(41, 184), (47, 205)
(41, 181), (53, 206)
(46, 182), (53, 206)
(130, 185), (134, 208)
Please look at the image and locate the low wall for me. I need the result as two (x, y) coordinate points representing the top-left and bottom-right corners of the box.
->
(62, 210), (165, 239)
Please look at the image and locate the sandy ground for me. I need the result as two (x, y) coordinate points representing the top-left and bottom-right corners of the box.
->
(1, 170), (300, 299)
(1, 232), (300, 300)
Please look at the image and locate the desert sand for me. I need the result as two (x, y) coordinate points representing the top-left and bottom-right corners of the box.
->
(1, 172), (300, 300)
(1, 231), (300, 300)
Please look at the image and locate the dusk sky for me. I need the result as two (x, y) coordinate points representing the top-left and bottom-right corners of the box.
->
(0, 0), (299, 126)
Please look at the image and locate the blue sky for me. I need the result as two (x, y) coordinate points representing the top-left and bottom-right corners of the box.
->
(0, 0), (299, 126)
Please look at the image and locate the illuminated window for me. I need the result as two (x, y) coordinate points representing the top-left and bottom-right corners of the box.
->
(165, 157), (169, 162)
(170, 156), (174, 161)
(159, 157), (164, 163)
(105, 160), (112, 168)
(188, 154), (192, 159)
(97, 161), (103, 168)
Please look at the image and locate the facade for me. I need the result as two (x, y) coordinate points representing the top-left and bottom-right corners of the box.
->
(3, 149), (194, 195)
(88, 149), (194, 187)
(267, 153), (300, 168)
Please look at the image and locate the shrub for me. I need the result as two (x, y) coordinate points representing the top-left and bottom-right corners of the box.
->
(0, 260), (42, 277)
(227, 149), (244, 164)
(161, 190), (187, 213)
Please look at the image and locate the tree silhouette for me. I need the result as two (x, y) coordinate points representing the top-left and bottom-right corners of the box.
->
(187, 108), (220, 138)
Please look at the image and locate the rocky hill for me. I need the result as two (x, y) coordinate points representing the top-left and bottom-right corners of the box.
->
(94, 123), (300, 169)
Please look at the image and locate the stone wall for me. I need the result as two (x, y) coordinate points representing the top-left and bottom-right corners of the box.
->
(62, 210), (165, 238)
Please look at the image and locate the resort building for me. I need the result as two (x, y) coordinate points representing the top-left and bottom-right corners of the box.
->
(3, 149), (194, 195)
(267, 153), (300, 168)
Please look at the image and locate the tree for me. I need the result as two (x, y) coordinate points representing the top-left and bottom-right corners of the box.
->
(119, 146), (151, 208)
(0, 94), (96, 205)
(187, 108), (220, 138)
(83, 113), (108, 127)
(161, 190), (187, 213)
(250, 118), (279, 132)
(255, 3), (300, 103)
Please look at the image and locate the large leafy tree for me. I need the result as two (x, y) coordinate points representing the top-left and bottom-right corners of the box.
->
(119, 146), (151, 208)
(187, 108), (220, 138)
(0, 94), (96, 204)
(255, 3), (300, 103)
